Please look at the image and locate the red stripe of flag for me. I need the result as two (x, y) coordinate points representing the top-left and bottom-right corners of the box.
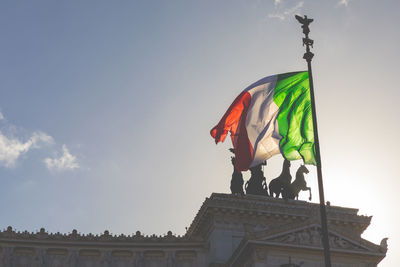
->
(210, 91), (253, 171)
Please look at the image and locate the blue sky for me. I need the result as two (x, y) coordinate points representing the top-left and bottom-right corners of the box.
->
(0, 1), (399, 266)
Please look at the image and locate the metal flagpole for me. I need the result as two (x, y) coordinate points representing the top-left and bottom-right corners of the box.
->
(295, 15), (332, 267)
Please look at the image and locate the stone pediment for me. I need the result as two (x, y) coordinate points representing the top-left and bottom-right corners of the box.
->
(252, 224), (384, 254)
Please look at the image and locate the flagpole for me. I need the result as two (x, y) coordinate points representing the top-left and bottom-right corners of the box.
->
(295, 15), (332, 266)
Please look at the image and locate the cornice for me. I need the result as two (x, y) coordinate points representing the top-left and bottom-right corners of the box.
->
(0, 227), (204, 248)
(186, 193), (371, 238)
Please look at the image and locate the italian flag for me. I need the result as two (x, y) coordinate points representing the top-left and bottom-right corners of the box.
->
(210, 71), (316, 171)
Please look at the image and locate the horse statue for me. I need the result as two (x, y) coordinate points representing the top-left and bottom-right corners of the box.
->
(230, 156), (244, 195)
(282, 165), (312, 201)
(269, 159), (292, 198)
(245, 162), (269, 196)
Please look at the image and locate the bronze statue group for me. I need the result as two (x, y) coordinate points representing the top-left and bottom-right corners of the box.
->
(230, 150), (312, 201)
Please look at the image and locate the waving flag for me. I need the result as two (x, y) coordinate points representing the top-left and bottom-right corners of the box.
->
(210, 71), (316, 171)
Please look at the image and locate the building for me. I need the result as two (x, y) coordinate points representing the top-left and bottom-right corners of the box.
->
(0, 193), (387, 266)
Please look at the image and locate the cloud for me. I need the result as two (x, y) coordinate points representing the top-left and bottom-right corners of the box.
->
(274, 0), (282, 6)
(268, 1), (304, 21)
(338, 0), (349, 6)
(44, 144), (79, 171)
(0, 131), (54, 167)
(0, 111), (81, 171)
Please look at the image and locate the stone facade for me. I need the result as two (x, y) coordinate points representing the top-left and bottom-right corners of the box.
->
(0, 193), (387, 266)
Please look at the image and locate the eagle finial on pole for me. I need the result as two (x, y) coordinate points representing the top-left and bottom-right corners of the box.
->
(295, 14), (313, 37)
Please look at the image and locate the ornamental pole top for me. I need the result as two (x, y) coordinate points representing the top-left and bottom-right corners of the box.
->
(295, 15), (314, 62)
(295, 15), (313, 36)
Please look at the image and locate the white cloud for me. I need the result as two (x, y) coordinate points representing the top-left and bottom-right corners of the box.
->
(274, 0), (282, 6)
(338, 0), (349, 6)
(44, 144), (79, 171)
(0, 131), (54, 167)
(0, 112), (81, 171)
(268, 1), (304, 21)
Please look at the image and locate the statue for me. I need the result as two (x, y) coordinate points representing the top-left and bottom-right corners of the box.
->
(245, 162), (268, 196)
(282, 165), (312, 201)
(295, 15), (313, 36)
(269, 159), (292, 198)
(230, 156), (244, 195)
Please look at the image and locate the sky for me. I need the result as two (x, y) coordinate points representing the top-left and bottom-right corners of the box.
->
(0, 0), (399, 265)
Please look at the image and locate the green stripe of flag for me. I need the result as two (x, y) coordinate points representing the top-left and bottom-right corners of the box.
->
(274, 71), (317, 165)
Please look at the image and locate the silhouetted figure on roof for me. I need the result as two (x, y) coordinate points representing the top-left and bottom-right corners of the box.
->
(230, 155), (244, 196)
(283, 164), (312, 201)
(269, 159), (292, 198)
(245, 162), (268, 196)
